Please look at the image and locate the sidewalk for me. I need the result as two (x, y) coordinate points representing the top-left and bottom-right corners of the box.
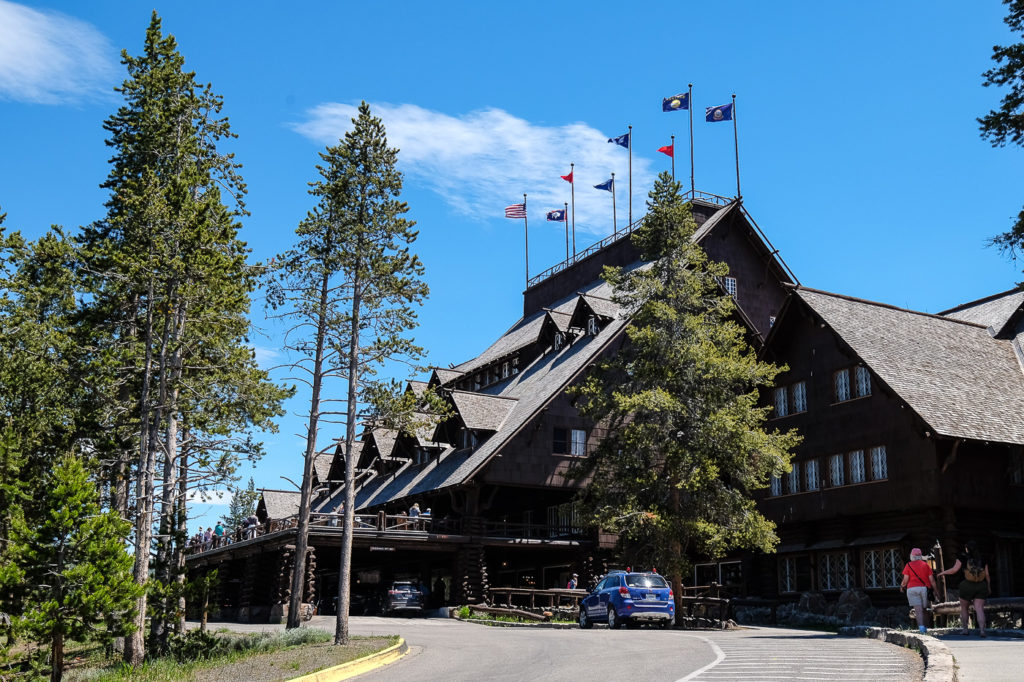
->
(934, 629), (1024, 682)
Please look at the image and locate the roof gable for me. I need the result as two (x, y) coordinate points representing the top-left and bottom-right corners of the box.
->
(449, 391), (518, 431)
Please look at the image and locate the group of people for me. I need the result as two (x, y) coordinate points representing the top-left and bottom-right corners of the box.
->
(406, 502), (432, 529)
(900, 541), (991, 636)
(188, 515), (263, 552)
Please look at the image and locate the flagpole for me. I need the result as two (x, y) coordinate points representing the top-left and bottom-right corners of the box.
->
(570, 162), (576, 257)
(611, 172), (617, 234)
(627, 125), (633, 227)
(523, 193), (529, 286)
(670, 135), (675, 181)
(688, 83), (695, 196)
(732, 93), (741, 200)
(564, 202), (569, 260)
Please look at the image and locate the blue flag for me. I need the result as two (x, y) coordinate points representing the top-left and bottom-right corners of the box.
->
(662, 93), (689, 112)
(705, 103), (733, 122)
(594, 178), (613, 192)
(608, 132), (630, 149)
(546, 209), (566, 222)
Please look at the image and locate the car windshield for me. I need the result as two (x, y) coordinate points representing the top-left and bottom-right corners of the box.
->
(393, 584), (417, 592)
(625, 574), (668, 588)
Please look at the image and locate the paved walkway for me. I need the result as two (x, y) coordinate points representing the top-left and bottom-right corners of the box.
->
(933, 630), (1024, 682)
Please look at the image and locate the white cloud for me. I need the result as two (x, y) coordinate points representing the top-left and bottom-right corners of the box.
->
(0, 1), (116, 104)
(252, 344), (281, 369)
(292, 103), (656, 236)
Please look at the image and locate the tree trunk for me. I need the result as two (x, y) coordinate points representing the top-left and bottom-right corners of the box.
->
(287, 271), (331, 629)
(50, 631), (63, 682)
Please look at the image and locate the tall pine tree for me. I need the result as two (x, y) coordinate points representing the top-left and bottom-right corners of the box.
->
(79, 13), (288, 663)
(267, 102), (433, 642)
(571, 173), (800, 603)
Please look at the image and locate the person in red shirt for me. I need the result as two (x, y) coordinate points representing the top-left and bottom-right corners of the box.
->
(900, 547), (938, 634)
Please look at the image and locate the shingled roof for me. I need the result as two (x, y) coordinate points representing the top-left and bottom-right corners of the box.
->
(449, 391), (518, 431)
(795, 287), (1024, 445)
(941, 288), (1024, 337)
(259, 489), (300, 520)
(312, 452), (333, 483)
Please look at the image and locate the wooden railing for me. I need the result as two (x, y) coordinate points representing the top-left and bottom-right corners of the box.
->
(488, 587), (588, 609)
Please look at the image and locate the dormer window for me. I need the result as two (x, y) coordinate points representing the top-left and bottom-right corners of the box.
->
(554, 332), (565, 350)
(587, 316), (598, 336)
(459, 429), (478, 450)
(511, 357), (519, 375)
(501, 362), (510, 379)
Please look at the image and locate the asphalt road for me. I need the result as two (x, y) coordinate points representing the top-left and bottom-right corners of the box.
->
(936, 632), (1023, 682)
(339, 616), (924, 681)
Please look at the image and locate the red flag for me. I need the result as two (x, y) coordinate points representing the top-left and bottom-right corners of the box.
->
(560, 169), (574, 183)
(658, 144), (674, 158)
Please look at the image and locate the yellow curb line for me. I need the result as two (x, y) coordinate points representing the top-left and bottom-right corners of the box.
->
(290, 638), (408, 682)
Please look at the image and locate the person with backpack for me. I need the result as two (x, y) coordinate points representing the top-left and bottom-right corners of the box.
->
(900, 548), (938, 634)
(937, 540), (992, 636)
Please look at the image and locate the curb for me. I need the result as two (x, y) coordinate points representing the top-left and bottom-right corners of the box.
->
(838, 627), (954, 682)
(454, 616), (578, 629)
(290, 638), (408, 682)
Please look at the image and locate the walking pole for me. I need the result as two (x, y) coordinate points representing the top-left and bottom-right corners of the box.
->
(688, 83), (695, 196)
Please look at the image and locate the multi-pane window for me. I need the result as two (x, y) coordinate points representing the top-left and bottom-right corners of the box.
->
(769, 475), (782, 497)
(724, 276), (737, 298)
(855, 366), (871, 397)
(834, 369), (851, 402)
(863, 548), (902, 588)
(787, 462), (800, 494)
(792, 382), (807, 413)
(774, 387), (789, 417)
(849, 450), (866, 483)
(870, 445), (888, 480)
(805, 459), (820, 491)
(501, 362), (510, 379)
(819, 552), (854, 591)
(570, 429), (587, 456)
(829, 453), (845, 487)
(779, 557), (798, 593)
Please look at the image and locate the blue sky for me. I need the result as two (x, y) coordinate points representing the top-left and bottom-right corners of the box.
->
(1, 1), (1021, 530)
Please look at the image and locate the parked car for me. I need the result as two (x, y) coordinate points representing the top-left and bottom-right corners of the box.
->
(383, 581), (424, 615)
(578, 571), (674, 629)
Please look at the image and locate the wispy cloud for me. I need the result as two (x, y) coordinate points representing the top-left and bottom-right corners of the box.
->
(292, 103), (656, 235)
(252, 345), (281, 369)
(0, 1), (116, 104)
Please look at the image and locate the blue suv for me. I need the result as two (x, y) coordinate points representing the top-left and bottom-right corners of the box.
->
(578, 571), (674, 629)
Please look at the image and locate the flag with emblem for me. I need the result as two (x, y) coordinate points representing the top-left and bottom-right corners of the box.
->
(608, 132), (630, 149)
(593, 178), (613, 192)
(504, 203), (526, 218)
(546, 209), (566, 222)
(705, 103), (733, 122)
(662, 93), (689, 112)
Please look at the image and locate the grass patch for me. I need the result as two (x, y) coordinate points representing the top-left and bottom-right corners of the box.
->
(62, 630), (398, 682)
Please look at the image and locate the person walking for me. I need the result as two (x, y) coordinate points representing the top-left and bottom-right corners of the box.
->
(567, 573), (579, 590)
(213, 521), (225, 548)
(900, 547), (938, 634)
(937, 540), (992, 636)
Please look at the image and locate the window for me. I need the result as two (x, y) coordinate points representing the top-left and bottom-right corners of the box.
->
(855, 366), (871, 397)
(774, 387), (789, 417)
(849, 450), (866, 483)
(769, 475), (782, 497)
(870, 445), (888, 480)
(547, 502), (580, 537)
(805, 459), (820, 491)
(587, 316), (598, 335)
(792, 381), (807, 413)
(570, 429), (587, 456)
(553, 428), (567, 454)
(834, 369), (851, 402)
(819, 552), (854, 591)
(501, 362), (510, 379)
(769, 315), (776, 328)
(863, 548), (902, 588)
(787, 462), (800, 494)
(512, 357), (519, 375)
(554, 332), (565, 350)
(779, 557), (798, 593)
(459, 429), (478, 450)
(829, 453), (845, 487)
(723, 276), (737, 298)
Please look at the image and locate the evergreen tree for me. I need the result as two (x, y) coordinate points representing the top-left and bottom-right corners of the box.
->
(78, 13), (288, 663)
(267, 102), (433, 642)
(16, 455), (141, 682)
(224, 477), (259, 533)
(980, 0), (1024, 274)
(571, 173), (801, 602)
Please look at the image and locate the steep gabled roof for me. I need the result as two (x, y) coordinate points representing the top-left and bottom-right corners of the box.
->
(940, 288), (1024, 338)
(313, 452), (333, 483)
(795, 287), (1024, 445)
(407, 380), (429, 398)
(449, 391), (518, 431)
(259, 489), (300, 520)
(430, 367), (463, 387)
(370, 428), (400, 459)
(451, 312), (547, 375)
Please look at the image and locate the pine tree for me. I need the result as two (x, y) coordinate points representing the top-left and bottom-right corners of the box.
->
(571, 173), (801, 603)
(224, 477), (259, 533)
(17, 455), (141, 682)
(267, 102), (433, 642)
(78, 13), (288, 663)
(980, 0), (1024, 274)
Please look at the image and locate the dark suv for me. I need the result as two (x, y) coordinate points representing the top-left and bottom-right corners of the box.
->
(578, 571), (674, 629)
(383, 581), (424, 614)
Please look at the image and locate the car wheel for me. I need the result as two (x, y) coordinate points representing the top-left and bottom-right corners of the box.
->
(579, 608), (592, 629)
(660, 614), (675, 630)
(607, 607), (621, 629)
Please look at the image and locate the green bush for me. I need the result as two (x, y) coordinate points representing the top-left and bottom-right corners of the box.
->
(168, 629), (220, 662)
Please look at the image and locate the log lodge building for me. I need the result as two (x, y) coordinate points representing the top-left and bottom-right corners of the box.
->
(187, 192), (1024, 621)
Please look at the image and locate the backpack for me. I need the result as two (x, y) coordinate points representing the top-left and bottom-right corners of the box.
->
(964, 558), (986, 582)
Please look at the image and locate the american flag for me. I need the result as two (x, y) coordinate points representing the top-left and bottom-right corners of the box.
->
(504, 203), (527, 219)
